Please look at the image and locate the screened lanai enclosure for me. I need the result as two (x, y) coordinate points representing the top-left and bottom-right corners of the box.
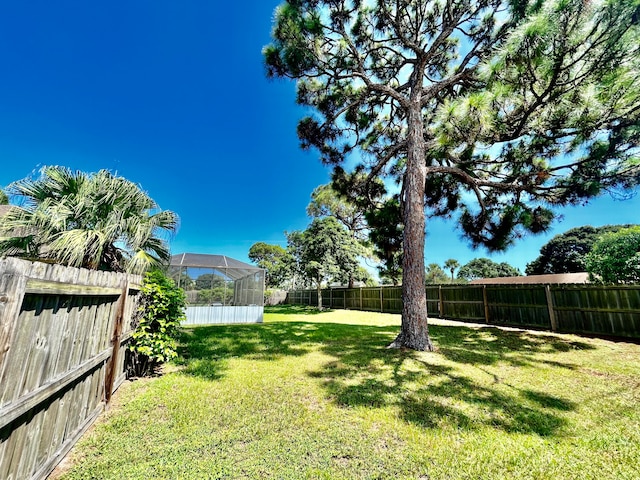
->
(169, 253), (265, 325)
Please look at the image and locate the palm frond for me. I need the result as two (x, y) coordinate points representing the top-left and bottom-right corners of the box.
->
(126, 249), (163, 275)
(1, 165), (179, 274)
(47, 229), (107, 269)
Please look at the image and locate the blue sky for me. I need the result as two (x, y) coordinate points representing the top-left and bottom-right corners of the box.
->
(0, 1), (637, 275)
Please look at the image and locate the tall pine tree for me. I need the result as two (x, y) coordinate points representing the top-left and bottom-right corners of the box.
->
(265, 0), (640, 351)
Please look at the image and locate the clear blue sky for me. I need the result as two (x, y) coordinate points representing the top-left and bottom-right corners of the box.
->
(0, 1), (637, 275)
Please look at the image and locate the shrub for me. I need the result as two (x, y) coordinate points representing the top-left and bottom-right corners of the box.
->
(128, 270), (186, 377)
(585, 226), (640, 284)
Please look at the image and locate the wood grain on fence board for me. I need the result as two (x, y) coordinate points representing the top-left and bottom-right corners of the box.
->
(0, 258), (141, 480)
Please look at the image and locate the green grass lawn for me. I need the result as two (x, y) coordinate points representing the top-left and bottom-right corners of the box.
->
(58, 306), (640, 479)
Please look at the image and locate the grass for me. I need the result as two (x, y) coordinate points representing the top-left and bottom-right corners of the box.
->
(57, 306), (640, 479)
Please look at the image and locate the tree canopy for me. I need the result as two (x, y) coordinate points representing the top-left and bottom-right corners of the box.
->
(307, 183), (368, 241)
(307, 182), (377, 286)
(194, 273), (226, 290)
(457, 258), (522, 281)
(248, 242), (292, 288)
(585, 226), (640, 283)
(525, 225), (634, 274)
(363, 196), (403, 286)
(291, 216), (362, 308)
(425, 263), (449, 284)
(444, 259), (461, 282)
(0, 166), (178, 274)
(265, 0), (640, 350)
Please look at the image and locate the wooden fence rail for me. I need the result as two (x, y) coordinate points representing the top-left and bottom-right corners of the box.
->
(0, 258), (141, 480)
(286, 283), (640, 339)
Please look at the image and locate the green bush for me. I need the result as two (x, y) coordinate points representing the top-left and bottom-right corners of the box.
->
(585, 226), (640, 284)
(128, 270), (186, 377)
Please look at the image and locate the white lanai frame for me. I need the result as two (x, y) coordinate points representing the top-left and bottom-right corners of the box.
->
(170, 253), (265, 325)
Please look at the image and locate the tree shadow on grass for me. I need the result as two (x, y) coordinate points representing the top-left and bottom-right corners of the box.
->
(430, 324), (592, 370)
(175, 320), (584, 436)
(175, 321), (398, 379)
(312, 324), (582, 436)
(175, 323), (316, 379)
(265, 305), (330, 315)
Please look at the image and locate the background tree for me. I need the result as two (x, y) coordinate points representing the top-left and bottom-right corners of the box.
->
(425, 263), (449, 284)
(196, 287), (235, 305)
(167, 269), (195, 290)
(330, 168), (397, 285)
(293, 216), (362, 308)
(444, 259), (460, 283)
(364, 197), (403, 285)
(335, 264), (376, 287)
(458, 258), (522, 282)
(307, 183), (373, 287)
(0, 188), (8, 205)
(194, 273), (225, 290)
(285, 230), (309, 289)
(307, 183), (368, 241)
(585, 226), (640, 284)
(265, 0), (640, 351)
(525, 225), (633, 274)
(0, 166), (178, 274)
(248, 242), (292, 288)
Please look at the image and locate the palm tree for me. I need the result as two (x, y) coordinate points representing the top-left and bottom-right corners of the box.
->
(0, 166), (178, 274)
(443, 259), (460, 283)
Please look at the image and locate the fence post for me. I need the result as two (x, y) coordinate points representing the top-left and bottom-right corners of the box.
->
(483, 285), (490, 324)
(380, 287), (383, 313)
(438, 285), (444, 317)
(360, 287), (363, 310)
(104, 280), (129, 404)
(0, 259), (29, 382)
(545, 284), (558, 332)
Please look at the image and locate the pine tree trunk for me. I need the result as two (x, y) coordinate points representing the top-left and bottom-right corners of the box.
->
(390, 98), (434, 351)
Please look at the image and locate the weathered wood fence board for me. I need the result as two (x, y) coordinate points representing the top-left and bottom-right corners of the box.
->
(486, 285), (551, 329)
(0, 258), (141, 480)
(551, 285), (640, 337)
(286, 283), (640, 339)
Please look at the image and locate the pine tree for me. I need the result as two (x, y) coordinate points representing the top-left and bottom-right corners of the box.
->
(265, 0), (640, 350)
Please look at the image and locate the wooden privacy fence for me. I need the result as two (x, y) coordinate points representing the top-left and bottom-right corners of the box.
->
(287, 283), (640, 339)
(0, 257), (141, 480)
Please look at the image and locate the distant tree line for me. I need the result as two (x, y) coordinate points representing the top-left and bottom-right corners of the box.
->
(249, 182), (531, 295)
(249, 186), (375, 308)
(525, 224), (640, 283)
(250, 183), (640, 289)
